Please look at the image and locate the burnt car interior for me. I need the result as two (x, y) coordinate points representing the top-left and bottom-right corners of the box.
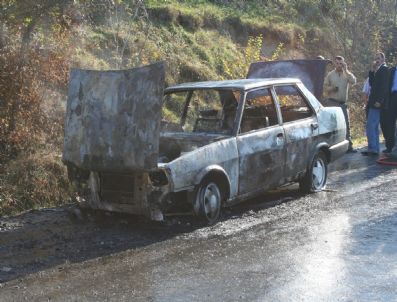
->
(162, 89), (240, 135)
(159, 88), (241, 163)
(161, 84), (314, 137)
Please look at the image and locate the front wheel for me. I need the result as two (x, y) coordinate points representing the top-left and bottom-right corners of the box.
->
(299, 151), (328, 193)
(194, 180), (222, 225)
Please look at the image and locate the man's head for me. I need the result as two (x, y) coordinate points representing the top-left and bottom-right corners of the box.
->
(374, 52), (385, 67)
(334, 56), (345, 72)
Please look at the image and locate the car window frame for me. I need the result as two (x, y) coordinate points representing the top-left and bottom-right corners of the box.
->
(236, 86), (283, 136)
(166, 88), (241, 135)
(271, 83), (317, 125)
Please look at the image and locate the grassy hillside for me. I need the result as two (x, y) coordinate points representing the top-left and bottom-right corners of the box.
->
(73, 1), (323, 84)
(1, 0), (396, 215)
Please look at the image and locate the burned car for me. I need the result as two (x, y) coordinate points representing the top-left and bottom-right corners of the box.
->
(63, 60), (348, 224)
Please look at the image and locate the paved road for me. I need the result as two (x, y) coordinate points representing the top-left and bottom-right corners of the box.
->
(1, 152), (397, 301)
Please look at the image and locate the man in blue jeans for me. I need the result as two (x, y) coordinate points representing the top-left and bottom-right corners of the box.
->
(362, 52), (390, 156)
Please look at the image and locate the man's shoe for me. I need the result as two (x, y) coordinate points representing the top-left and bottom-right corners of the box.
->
(382, 148), (392, 154)
(361, 151), (378, 156)
(347, 148), (357, 153)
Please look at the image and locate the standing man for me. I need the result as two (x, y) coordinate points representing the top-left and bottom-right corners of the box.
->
(383, 63), (397, 153)
(362, 52), (389, 156)
(324, 56), (357, 152)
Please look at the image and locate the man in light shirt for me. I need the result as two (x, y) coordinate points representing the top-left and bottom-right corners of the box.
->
(324, 55), (357, 152)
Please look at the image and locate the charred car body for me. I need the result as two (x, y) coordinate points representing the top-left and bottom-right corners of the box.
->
(63, 60), (348, 224)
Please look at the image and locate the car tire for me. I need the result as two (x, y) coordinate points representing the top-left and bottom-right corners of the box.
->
(299, 150), (328, 193)
(194, 179), (222, 225)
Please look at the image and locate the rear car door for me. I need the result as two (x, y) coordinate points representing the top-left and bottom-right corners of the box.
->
(237, 88), (285, 195)
(273, 84), (318, 181)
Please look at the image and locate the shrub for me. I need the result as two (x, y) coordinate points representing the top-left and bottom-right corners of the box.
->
(0, 152), (73, 216)
(0, 44), (69, 162)
(222, 34), (285, 79)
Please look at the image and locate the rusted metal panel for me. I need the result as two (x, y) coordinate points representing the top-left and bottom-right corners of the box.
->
(247, 60), (329, 100)
(99, 172), (135, 204)
(82, 172), (151, 216)
(63, 62), (165, 172)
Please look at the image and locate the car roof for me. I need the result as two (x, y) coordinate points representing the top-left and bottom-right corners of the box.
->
(164, 78), (302, 92)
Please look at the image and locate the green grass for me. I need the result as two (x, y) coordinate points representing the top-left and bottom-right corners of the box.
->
(145, 0), (306, 30)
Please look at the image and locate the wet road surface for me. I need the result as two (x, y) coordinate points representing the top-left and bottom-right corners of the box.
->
(1, 153), (397, 301)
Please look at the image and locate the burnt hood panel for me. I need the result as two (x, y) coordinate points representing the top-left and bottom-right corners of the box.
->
(63, 62), (165, 172)
(247, 59), (329, 100)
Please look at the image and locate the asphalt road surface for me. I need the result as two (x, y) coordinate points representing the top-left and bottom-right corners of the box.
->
(1, 152), (397, 301)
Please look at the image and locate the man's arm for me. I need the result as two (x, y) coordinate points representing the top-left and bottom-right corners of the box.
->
(345, 70), (356, 85)
(342, 62), (356, 85)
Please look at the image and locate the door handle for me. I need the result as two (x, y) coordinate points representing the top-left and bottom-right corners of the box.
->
(276, 132), (284, 146)
(311, 123), (319, 130)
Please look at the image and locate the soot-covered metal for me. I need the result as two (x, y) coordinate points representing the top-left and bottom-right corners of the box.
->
(63, 62), (165, 172)
(63, 61), (348, 224)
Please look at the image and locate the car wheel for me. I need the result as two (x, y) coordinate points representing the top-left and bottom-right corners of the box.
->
(299, 151), (328, 193)
(194, 180), (222, 225)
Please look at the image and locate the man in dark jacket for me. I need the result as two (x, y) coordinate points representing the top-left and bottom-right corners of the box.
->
(383, 65), (397, 153)
(362, 52), (389, 156)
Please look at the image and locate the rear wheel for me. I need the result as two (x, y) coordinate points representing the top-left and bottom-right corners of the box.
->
(194, 180), (222, 225)
(299, 151), (328, 193)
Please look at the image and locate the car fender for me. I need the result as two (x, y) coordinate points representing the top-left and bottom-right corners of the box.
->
(194, 165), (232, 199)
(308, 142), (331, 168)
(194, 164), (230, 185)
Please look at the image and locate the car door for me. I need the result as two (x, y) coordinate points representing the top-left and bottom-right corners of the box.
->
(236, 87), (286, 195)
(273, 84), (318, 181)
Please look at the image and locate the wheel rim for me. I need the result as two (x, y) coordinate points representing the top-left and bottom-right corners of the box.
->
(312, 157), (326, 189)
(201, 182), (221, 221)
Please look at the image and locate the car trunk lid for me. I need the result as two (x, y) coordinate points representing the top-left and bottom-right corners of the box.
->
(247, 59), (329, 100)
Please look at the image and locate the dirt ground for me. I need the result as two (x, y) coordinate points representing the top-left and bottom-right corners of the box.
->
(0, 186), (297, 285)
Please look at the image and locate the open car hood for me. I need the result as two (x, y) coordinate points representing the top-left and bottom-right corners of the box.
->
(247, 59), (329, 100)
(63, 62), (165, 172)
